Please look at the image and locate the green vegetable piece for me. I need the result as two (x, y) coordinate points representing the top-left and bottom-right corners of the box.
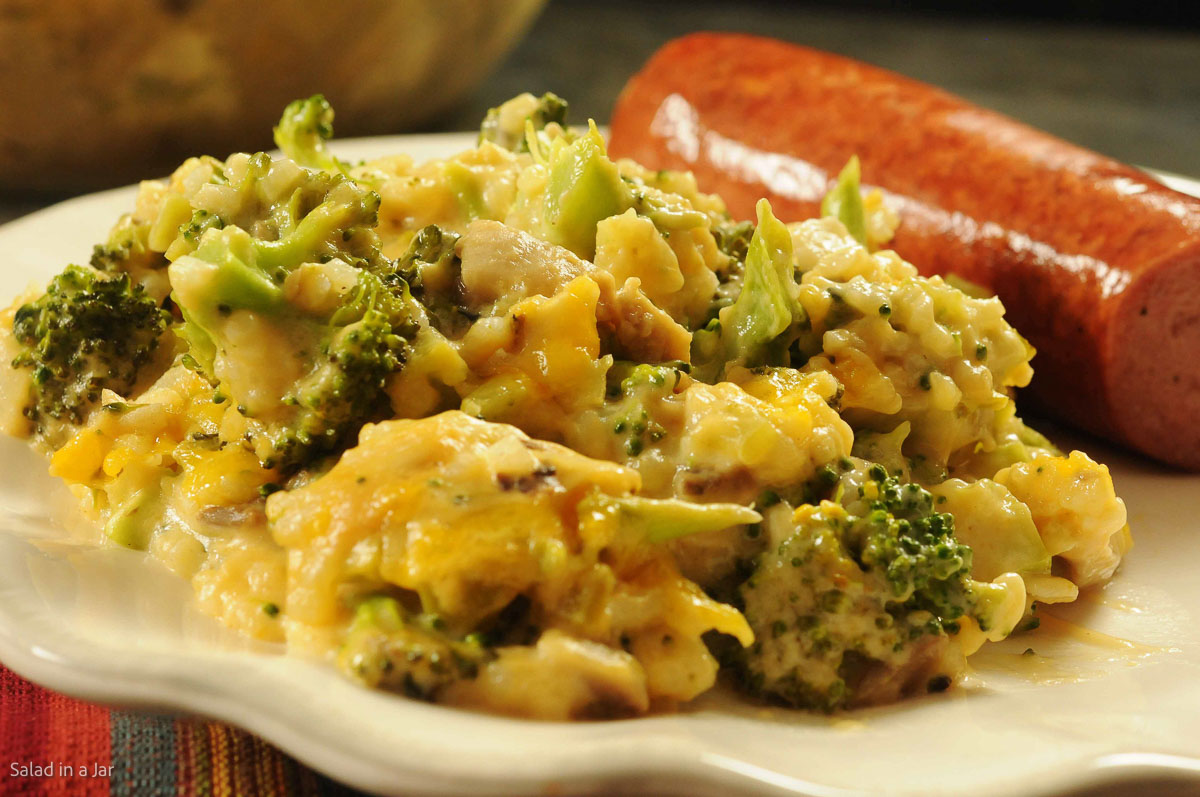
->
(397, 225), (459, 275)
(258, 188), (381, 275)
(971, 578), (1021, 635)
(602, 363), (680, 458)
(11, 266), (171, 430)
(104, 486), (160, 550)
(712, 219), (755, 264)
(273, 94), (347, 174)
(338, 596), (489, 698)
(541, 124), (626, 259)
(265, 302), (409, 471)
(166, 158), (414, 473)
(531, 92), (568, 128)
(717, 199), (804, 370)
(460, 373), (530, 421)
(820, 156), (868, 247)
(442, 161), (487, 221)
(178, 210), (225, 246)
(627, 183), (708, 231)
(479, 92), (568, 152)
(586, 493), (760, 544)
(851, 422), (912, 483)
(734, 468), (1020, 711)
(957, 407), (1060, 476)
(90, 219), (166, 279)
(184, 228), (287, 315)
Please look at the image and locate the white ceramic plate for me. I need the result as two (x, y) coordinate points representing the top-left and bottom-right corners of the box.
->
(2, 133), (1199, 797)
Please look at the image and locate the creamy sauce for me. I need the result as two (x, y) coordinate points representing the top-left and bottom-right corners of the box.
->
(967, 608), (1173, 688)
(1036, 610), (1166, 656)
(1076, 589), (1147, 615)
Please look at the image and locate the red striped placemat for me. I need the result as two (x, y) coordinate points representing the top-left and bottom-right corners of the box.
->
(0, 666), (365, 796)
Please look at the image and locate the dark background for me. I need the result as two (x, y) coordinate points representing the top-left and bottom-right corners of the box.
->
(438, 0), (1200, 176)
(1, 0), (1196, 224)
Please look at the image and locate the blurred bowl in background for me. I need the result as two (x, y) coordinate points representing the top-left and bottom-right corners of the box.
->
(0, 0), (546, 193)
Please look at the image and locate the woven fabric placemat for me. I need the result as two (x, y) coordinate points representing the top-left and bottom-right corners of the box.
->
(0, 665), (366, 796)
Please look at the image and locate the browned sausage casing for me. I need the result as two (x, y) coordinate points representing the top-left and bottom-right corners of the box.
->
(608, 33), (1200, 470)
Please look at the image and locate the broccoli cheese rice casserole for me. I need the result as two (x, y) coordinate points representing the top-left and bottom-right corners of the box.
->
(0, 94), (1131, 719)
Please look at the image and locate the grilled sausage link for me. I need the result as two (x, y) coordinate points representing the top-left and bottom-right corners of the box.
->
(609, 32), (1200, 470)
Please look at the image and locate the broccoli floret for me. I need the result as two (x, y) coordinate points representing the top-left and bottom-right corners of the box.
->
(479, 92), (568, 152)
(529, 92), (568, 130)
(844, 467), (975, 620)
(700, 221), (754, 329)
(90, 219), (166, 277)
(88, 217), (173, 303)
(168, 158), (418, 471)
(392, 225), (472, 338)
(172, 166), (383, 343)
(712, 218), (755, 265)
(338, 596), (490, 699)
(11, 266), (171, 433)
(394, 224), (461, 291)
(273, 94), (347, 174)
(257, 176), (383, 277)
(178, 209), (225, 246)
(606, 363), (680, 458)
(396, 224), (458, 268)
(735, 470), (997, 711)
(264, 273), (416, 470)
